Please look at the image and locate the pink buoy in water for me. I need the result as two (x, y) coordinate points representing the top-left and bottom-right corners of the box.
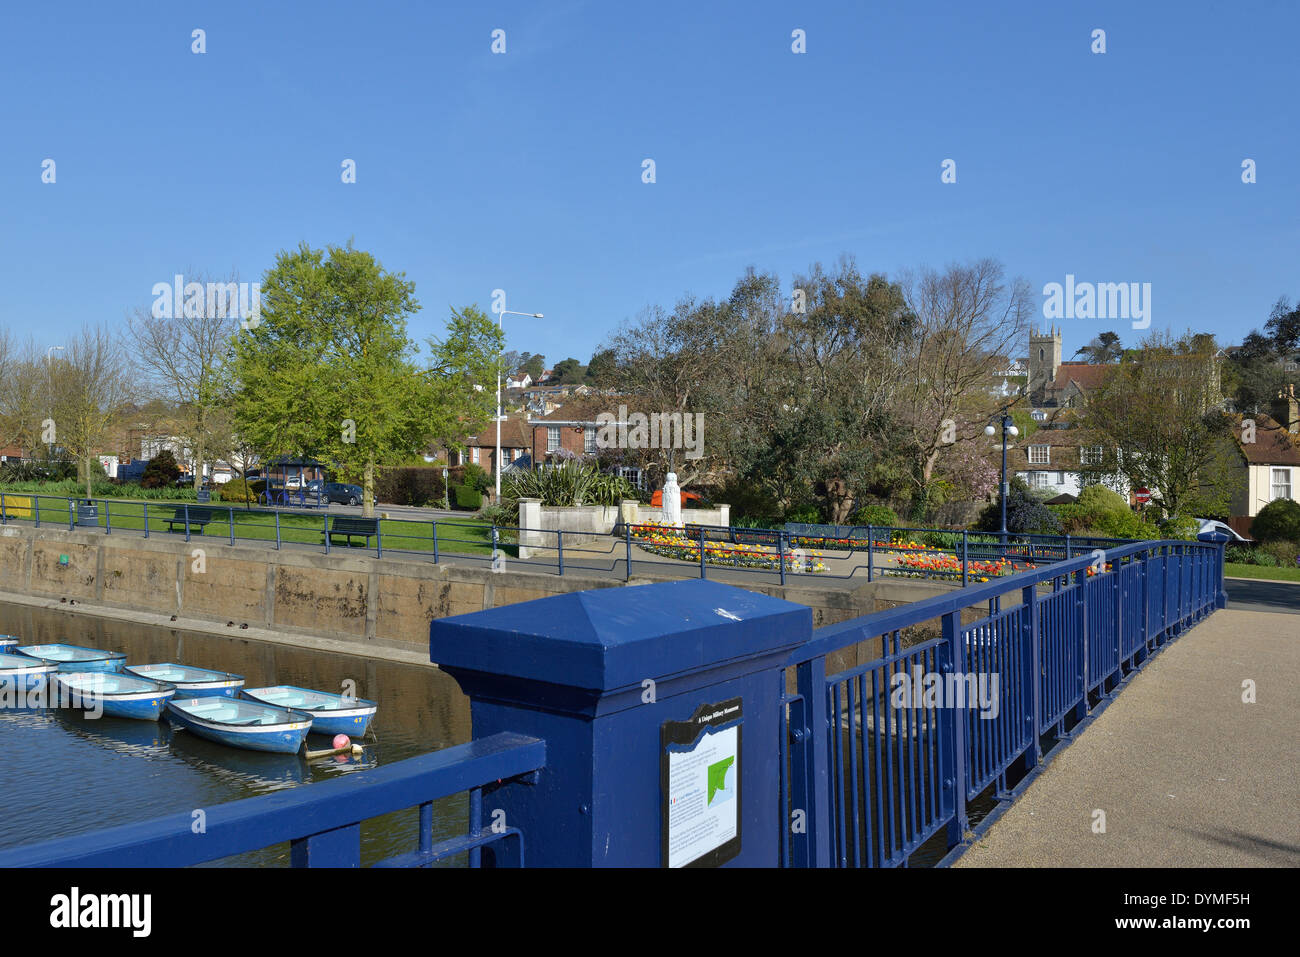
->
(333, 734), (351, 750)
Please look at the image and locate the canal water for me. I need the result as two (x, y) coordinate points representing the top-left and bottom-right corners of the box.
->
(0, 602), (472, 866)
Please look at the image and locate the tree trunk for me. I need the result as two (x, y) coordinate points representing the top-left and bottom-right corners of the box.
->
(363, 456), (375, 518)
(85, 455), (93, 501)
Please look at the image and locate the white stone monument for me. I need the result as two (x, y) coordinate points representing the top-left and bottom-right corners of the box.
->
(662, 472), (683, 528)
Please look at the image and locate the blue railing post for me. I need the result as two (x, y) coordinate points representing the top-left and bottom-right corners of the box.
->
(184, 504), (191, 542)
(625, 523), (632, 581)
(229, 507), (236, 546)
(35, 496), (40, 528)
(1065, 534), (1072, 560)
(777, 531), (786, 586)
(556, 529), (564, 577)
(698, 526), (706, 579)
(961, 530), (968, 587)
(867, 526), (874, 582)
(1074, 565), (1089, 720)
(323, 514), (331, 554)
(1021, 580), (1042, 772)
(942, 609), (970, 848)
(142, 504), (148, 538)
(67, 499), (74, 531)
(376, 520), (383, 559)
(791, 657), (832, 868)
(275, 510), (281, 550)
(104, 500), (111, 535)
(431, 522), (439, 564)
(491, 525), (498, 569)
(1113, 551), (1123, 674)
(0, 493), (6, 524)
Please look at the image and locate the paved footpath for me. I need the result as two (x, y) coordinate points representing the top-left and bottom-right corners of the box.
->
(956, 606), (1300, 867)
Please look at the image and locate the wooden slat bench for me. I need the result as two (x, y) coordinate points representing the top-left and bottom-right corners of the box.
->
(323, 516), (379, 547)
(164, 507), (216, 534)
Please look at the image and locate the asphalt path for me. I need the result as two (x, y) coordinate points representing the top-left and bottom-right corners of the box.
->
(1225, 578), (1300, 615)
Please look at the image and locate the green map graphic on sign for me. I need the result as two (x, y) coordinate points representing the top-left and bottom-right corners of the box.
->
(707, 756), (735, 806)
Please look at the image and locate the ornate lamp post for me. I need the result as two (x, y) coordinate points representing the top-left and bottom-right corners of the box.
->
(985, 414), (1020, 541)
(494, 309), (544, 502)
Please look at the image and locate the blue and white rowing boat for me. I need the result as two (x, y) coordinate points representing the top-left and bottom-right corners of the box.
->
(0, 651), (58, 692)
(54, 672), (176, 721)
(165, 697), (313, 754)
(124, 663), (244, 698)
(0, 635), (20, 654)
(15, 644), (126, 673)
(241, 685), (378, 737)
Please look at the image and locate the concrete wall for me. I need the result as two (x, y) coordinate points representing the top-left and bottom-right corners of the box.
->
(515, 499), (732, 558)
(0, 523), (981, 664)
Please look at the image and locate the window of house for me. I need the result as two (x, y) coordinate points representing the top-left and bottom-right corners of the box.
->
(1031, 410), (1046, 421)
(1272, 468), (1293, 501)
(470, 447), (479, 464)
(1028, 445), (1050, 465)
(1081, 445), (1104, 466)
(1029, 472), (1051, 488)
(584, 427), (596, 454)
(547, 427), (560, 452)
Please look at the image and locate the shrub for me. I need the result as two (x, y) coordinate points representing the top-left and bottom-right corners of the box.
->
(218, 478), (258, 503)
(1252, 550), (1279, 568)
(1251, 498), (1300, 543)
(1091, 508), (1158, 540)
(715, 479), (781, 524)
(140, 451), (180, 489)
(1158, 514), (1200, 541)
(375, 467), (446, 507)
(462, 463), (491, 494)
(851, 503), (899, 528)
(1259, 539), (1300, 567)
(975, 479), (1062, 535)
(476, 503), (515, 526)
(1077, 484), (1129, 513)
(1225, 544), (1256, 564)
(502, 460), (637, 507)
(454, 484), (482, 509)
(784, 503), (824, 525)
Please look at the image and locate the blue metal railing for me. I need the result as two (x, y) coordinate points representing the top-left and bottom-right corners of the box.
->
(0, 732), (545, 868)
(782, 539), (1225, 868)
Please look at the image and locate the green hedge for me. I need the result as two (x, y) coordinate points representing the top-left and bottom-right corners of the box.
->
(454, 484), (482, 509)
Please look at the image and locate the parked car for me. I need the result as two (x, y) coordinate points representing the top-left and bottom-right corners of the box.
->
(1195, 518), (1250, 544)
(323, 482), (363, 506)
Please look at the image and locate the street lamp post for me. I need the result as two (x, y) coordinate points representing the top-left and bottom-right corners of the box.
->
(984, 414), (1020, 542)
(494, 308), (544, 502)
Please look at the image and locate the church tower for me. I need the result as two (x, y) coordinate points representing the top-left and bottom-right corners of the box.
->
(1027, 326), (1062, 406)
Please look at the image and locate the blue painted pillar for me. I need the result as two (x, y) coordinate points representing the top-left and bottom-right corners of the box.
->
(430, 579), (812, 867)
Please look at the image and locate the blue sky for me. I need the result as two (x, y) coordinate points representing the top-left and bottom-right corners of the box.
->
(3, 0), (1296, 366)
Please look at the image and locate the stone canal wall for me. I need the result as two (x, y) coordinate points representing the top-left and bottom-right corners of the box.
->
(0, 524), (976, 660)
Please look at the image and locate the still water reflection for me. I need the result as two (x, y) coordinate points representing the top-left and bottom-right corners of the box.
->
(0, 602), (472, 866)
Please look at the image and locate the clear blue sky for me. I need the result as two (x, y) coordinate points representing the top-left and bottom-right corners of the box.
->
(3, 0), (1296, 366)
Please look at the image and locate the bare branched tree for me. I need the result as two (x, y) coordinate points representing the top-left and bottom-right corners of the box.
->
(50, 325), (132, 498)
(128, 272), (242, 489)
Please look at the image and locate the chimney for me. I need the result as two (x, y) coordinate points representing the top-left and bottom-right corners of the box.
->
(1273, 384), (1300, 434)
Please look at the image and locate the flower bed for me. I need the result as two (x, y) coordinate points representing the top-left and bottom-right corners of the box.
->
(630, 522), (827, 573)
(885, 551), (1039, 583)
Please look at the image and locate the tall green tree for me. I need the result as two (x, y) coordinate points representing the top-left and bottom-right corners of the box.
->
(1080, 331), (1237, 517)
(230, 242), (501, 515)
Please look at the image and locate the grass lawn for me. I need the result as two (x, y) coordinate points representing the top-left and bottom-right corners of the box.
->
(1, 494), (506, 558)
(1224, 562), (1300, 583)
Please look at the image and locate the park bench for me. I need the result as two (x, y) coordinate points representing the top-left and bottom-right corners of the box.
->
(323, 516), (379, 547)
(164, 507), (217, 534)
(731, 527), (781, 547)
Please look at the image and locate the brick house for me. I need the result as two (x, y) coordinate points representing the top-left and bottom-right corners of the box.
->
(527, 398), (609, 465)
(442, 412), (532, 479)
(1228, 406), (1300, 530)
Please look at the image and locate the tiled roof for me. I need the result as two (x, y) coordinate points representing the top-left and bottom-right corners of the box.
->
(1236, 413), (1300, 465)
(1050, 363), (1111, 393)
